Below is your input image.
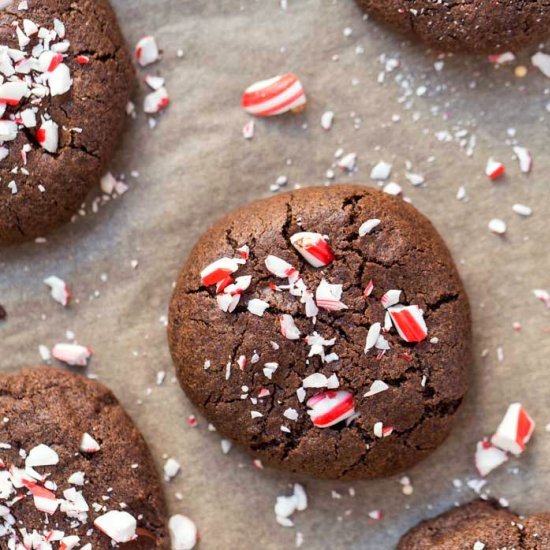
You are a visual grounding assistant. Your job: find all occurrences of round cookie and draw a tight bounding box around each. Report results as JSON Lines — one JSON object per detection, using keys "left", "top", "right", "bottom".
{"left": 398, "top": 499, "right": 550, "bottom": 549}
{"left": 168, "top": 185, "right": 471, "bottom": 480}
{"left": 0, "top": 0, "right": 134, "bottom": 244}
{"left": 355, "top": 1, "right": 550, "bottom": 53}
{"left": 0, "top": 367, "right": 169, "bottom": 548}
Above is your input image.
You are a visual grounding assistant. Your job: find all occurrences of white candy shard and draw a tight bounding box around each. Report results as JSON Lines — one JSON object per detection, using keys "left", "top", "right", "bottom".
{"left": 52, "top": 343, "right": 91, "bottom": 366}
{"left": 513, "top": 146, "right": 532, "bottom": 173}
{"left": 94, "top": 510, "right": 137, "bottom": 543}
{"left": 44, "top": 275, "right": 69, "bottom": 306}
{"left": 315, "top": 279, "right": 347, "bottom": 311}
{"left": 488, "top": 218, "right": 506, "bottom": 235}
{"left": 358, "top": 219, "right": 380, "bottom": 236}
{"left": 364, "top": 380, "right": 389, "bottom": 398}
{"left": 169, "top": 514, "right": 198, "bottom": 550}
{"left": 491, "top": 403, "right": 535, "bottom": 456}
{"left": 532, "top": 51, "right": 550, "bottom": 78}
{"left": 247, "top": 298, "right": 269, "bottom": 316}
{"left": 370, "top": 161, "right": 392, "bottom": 180}
{"left": 79, "top": 432, "right": 100, "bottom": 453}
{"left": 280, "top": 314, "right": 301, "bottom": 340}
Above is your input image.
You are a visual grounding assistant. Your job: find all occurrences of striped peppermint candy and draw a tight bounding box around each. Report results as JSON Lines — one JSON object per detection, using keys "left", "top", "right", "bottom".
{"left": 315, "top": 279, "right": 347, "bottom": 311}
{"left": 486, "top": 158, "right": 505, "bottom": 180}
{"left": 36, "top": 118, "right": 59, "bottom": 153}
{"left": 23, "top": 481, "right": 59, "bottom": 515}
{"left": 0, "top": 80, "right": 28, "bottom": 105}
{"left": 265, "top": 255, "right": 298, "bottom": 279}
{"left": 242, "top": 73, "right": 306, "bottom": 117}
{"left": 388, "top": 305, "right": 427, "bottom": 342}
{"left": 279, "top": 314, "right": 301, "bottom": 340}
{"left": 290, "top": 232, "right": 335, "bottom": 268}
{"left": 475, "top": 440, "right": 508, "bottom": 477}
{"left": 491, "top": 403, "right": 535, "bottom": 456}
{"left": 200, "top": 258, "right": 240, "bottom": 286}
{"left": 307, "top": 390, "right": 355, "bottom": 428}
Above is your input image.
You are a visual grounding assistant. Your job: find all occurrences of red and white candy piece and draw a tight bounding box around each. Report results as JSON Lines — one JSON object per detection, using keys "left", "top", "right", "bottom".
{"left": 169, "top": 514, "right": 198, "bottom": 550}
{"left": 48, "top": 63, "right": 72, "bottom": 96}
{"left": 381, "top": 289, "right": 401, "bottom": 309}
{"left": 488, "top": 52, "right": 515, "bottom": 65}
{"left": 290, "top": 232, "right": 334, "bottom": 268}
{"left": 533, "top": 289, "right": 550, "bottom": 308}
{"left": 280, "top": 314, "right": 301, "bottom": 340}
{"left": 79, "top": 432, "right": 101, "bottom": 453}
{"left": 44, "top": 275, "right": 69, "bottom": 306}
{"left": 364, "top": 322, "right": 381, "bottom": 353}
{"left": 0, "top": 80, "right": 28, "bottom": 105}
{"left": 491, "top": 402, "right": 535, "bottom": 456}
{"left": 315, "top": 280, "right": 347, "bottom": 311}
{"left": 475, "top": 440, "right": 508, "bottom": 477}
{"left": 242, "top": 73, "right": 306, "bottom": 117}
{"left": 94, "top": 510, "right": 137, "bottom": 543}
{"left": 388, "top": 305, "right": 427, "bottom": 343}
{"left": 513, "top": 146, "right": 532, "bottom": 174}
{"left": 143, "top": 87, "right": 169, "bottom": 114}
{"left": 23, "top": 480, "right": 58, "bottom": 515}
{"left": 306, "top": 390, "right": 355, "bottom": 428}
{"left": 52, "top": 343, "right": 92, "bottom": 366}
{"left": 265, "top": 255, "right": 298, "bottom": 279}
{"left": 135, "top": 36, "right": 160, "bottom": 67}
{"left": 486, "top": 158, "right": 505, "bottom": 180}
{"left": 36, "top": 118, "right": 59, "bottom": 153}
{"left": 200, "top": 258, "right": 239, "bottom": 287}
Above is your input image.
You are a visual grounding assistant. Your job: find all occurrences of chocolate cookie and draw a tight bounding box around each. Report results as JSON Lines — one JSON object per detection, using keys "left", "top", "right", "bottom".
{"left": 0, "top": 367, "right": 169, "bottom": 548}
{"left": 0, "top": 0, "right": 134, "bottom": 244}
{"left": 355, "top": 1, "right": 550, "bottom": 53}
{"left": 398, "top": 499, "right": 550, "bottom": 549}
{"left": 168, "top": 185, "right": 471, "bottom": 480}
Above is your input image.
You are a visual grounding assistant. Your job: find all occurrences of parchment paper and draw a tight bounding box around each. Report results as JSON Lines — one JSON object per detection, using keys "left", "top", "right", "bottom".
{"left": 1, "top": 1, "right": 550, "bottom": 548}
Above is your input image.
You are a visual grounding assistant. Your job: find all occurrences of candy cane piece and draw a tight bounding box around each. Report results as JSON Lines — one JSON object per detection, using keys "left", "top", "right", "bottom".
{"left": 364, "top": 322, "right": 381, "bottom": 353}
{"left": 388, "top": 305, "right": 427, "bottom": 342}
{"left": 475, "top": 440, "right": 508, "bottom": 477}
{"left": 306, "top": 390, "right": 355, "bottom": 428}
{"left": 364, "top": 380, "right": 389, "bottom": 398}
{"left": 23, "top": 481, "right": 59, "bottom": 515}
{"left": 290, "top": 232, "right": 335, "bottom": 268}
{"left": 200, "top": 258, "right": 239, "bottom": 286}
{"left": 279, "top": 314, "right": 301, "bottom": 340}
{"left": 52, "top": 343, "right": 91, "bottom": 366}
{"left": 247, "top": 298, "right": 269, "bottom": 316}
{"left": 36, "top": 118, "right": 59, "bottom": 153}
{"left": 25, "top": 444, "right": 59, "bottom": 468}
{"left": 491, "top": 402, "right": 535, "bottom": 455}
{"left": 169, "top": 514, "right": 198, "bottom": 550}
{"left": 512, "top": 146, "right": 532, "bottom": 173}
{"left": 143, "top": 87, "right": 169, "bottom": 114}
{"left": 135, "top": 36, "right": 159, "bottom": 67}
{"left": 242, "top": 73, "right": 306, "bottom": 117}
{"left": 486, "top": 158, "right": 505, "bottom": 180}
{"left": 265, "top": 255, "right": 297, "bottom": 279}
{"left": 48, "top": 63, "right": 72, "bottom": 96}
{"left": 94, "top": 510, "right": 137, "bottom": 543}
{"left": 381, "top": 289, "right": 401, "bottom": 309}
{"left": 44, "top": 275, "right": 70, "bottom": 306}
{"left": 0, "top": 80, "right": 28, "bottom": 105}
{"left": 358, "top": 219, "right": 380, "bottom": 237}
{"left": 80, "top": 432, "right": 100, "bottom": 453}
{"left": 315, "top": 279, "right": 347, "bottom": 311}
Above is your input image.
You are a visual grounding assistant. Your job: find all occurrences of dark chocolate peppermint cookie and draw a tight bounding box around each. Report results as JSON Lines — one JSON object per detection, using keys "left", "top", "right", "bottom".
{"left": 168, "top": 185, "right": 471, "bottom": 480}
{"left": 0, "top": 0, "right": 134, "bottom": 244}
{"left": 398, "top": 499, "right": 550, "bottom": 549}
{"left": 355, "top": 1, "right": 550, "bottom": 54}
{"left": 0, "top": 367, "right": 169, "bottom": 548}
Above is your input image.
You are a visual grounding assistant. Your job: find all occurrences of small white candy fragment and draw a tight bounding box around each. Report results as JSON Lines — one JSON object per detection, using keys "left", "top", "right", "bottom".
{"left": 364, "top": 380, "right": 389, "bottom": 398}
{"left": 321, "top": 111, "right": 334, "bottom": 130}
{"left": 164, "top": 458, "right": 181, "bottom": 481}
{"left": 512, "top": 204, "right": 532, "bottom": 217}
{"left": 52, "top": 343, "right": 91, "bottom": 366}
{"left": 169, "top": 514, "right": 198, "bottom": 550}
{"left": 532, "top": 51, "right": 550, "bottom": 78}
{"left": 143, "top": 87, "right": 169, "bottom": 114}
{"left": 247, "top": 298, "right": 269, "bottom": 316}
{"left": 383, "top": 182, "right": 402, "bottom": 196}
{"left": 488, "top": 218, "right": 506, "bottom": 235}
{"left": 512, "top": 146, "right": 532, "bottom": 173}
{"left": 94, "top": 510, "right": 137, "bottom": 543}
{"left": 370, "top": 161, "right": 392, "bottom": 180}
{"left": 358, "top": 219, "right": 380, "bottom": 236}
{"left": 48, "top": 63, "right": 72, "bottom": 96}
{"left": 44, "top": 275, "right": 69, "bottom": 306}
{"left": 475, "top": 440, "right": 508, "bottom": 477}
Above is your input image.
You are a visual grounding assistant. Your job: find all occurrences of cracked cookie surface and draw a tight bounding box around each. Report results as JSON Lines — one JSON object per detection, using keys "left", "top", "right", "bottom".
{"left": 398, "top": 500, "right": 550, "bottom": 549}
{"left": 355, "top": 0, "right": 550, "bottom": 53}
{"left": 168, "top": 185, "right": 472, "bottom": 480}
{"left": 0, "top": 367, "right": 169, "bottom": 548}
{"left": 0, "top": 0, "right": 134, "bottom": 244}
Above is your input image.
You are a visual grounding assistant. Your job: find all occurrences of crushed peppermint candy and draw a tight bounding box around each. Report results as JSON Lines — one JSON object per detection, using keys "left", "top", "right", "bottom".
{"left": 169, "top": 514, "right": 198, "bottom": 550}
